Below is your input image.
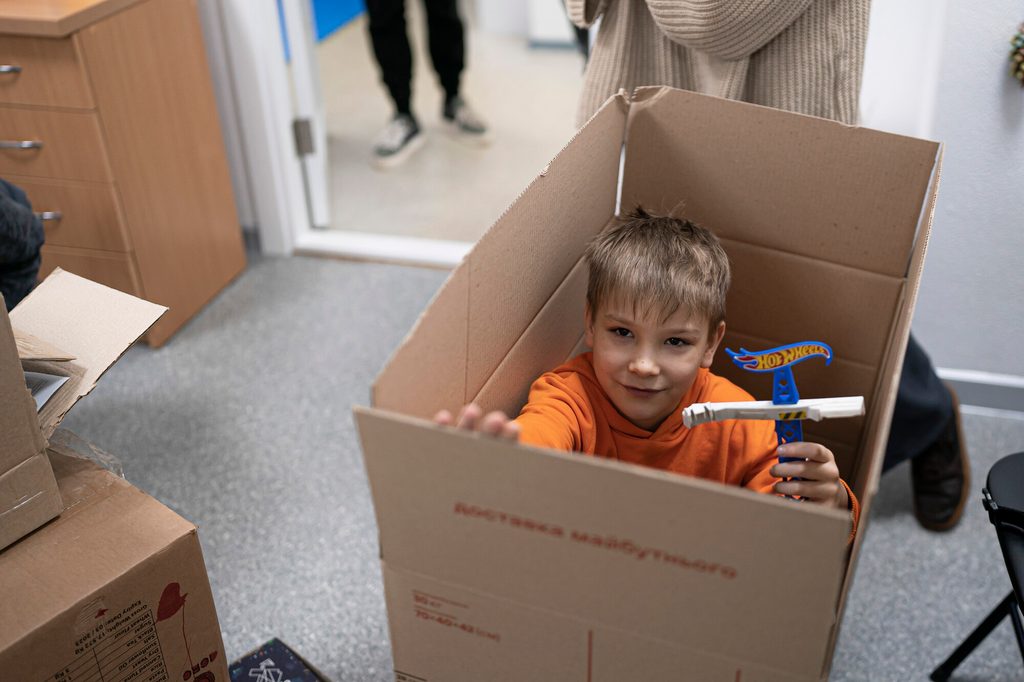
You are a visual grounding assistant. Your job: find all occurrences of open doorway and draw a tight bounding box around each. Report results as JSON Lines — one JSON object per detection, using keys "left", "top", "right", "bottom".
{"left": 291, "top": 0, "right": 585, "bottom": 259}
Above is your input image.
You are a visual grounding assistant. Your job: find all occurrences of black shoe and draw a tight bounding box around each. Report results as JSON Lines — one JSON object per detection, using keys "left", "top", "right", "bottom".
{"left": 372, "top": 114, "right": 425, "bottom": 169}
{"left": 442, "top": 96, "right": 491, "bottom": 146}
{"left": 911, "top": 384, "right": 970, "bottom": 531}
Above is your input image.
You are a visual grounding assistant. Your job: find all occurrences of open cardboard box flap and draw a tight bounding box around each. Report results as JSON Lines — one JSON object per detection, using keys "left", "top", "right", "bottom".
{"left": 14, "top": 328, "right": 75, "bottom": 362}
{"left": 358, "top": 88, "right": 942, "bottom": 680}
{"left": 0, "top": 301, "right": 45, "bottom": 472}
{"left": 10, "top": 268, "right": 167, "bottom": 437}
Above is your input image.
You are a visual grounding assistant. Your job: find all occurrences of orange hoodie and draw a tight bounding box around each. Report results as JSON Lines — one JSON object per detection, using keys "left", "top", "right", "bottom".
{"left": 515, "top": 353, "right": 859, "bottom": 535}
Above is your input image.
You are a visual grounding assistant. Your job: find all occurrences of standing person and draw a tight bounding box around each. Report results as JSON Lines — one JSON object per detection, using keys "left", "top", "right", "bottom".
{"left": 365, "top": 0, "right": 489, "bottom": 168}
{"left": 565, "top": 0, "right": 968, "bottom": 531}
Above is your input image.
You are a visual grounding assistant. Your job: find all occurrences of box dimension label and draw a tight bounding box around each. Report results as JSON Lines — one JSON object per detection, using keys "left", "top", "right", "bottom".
{"left": 48, "top": 600, "right": 168, "bottom": 682}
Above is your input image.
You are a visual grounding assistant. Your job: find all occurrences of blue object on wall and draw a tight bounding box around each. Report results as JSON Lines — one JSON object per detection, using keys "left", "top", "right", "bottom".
{"left": 312, "top": 0, "right": 365, "bottom": 40}
{"left": 279, "top": 0, "right": 365, "bottom": 62}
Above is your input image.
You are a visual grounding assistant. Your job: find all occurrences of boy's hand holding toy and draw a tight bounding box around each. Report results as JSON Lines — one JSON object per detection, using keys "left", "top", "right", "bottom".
{"left": 771, "top": 442, "right": 849, "bottom": 509}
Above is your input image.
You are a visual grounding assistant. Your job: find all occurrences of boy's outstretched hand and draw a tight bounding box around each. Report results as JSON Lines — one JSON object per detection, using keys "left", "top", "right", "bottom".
{"left": 433, "top": 403, "right": 521, "bottom": 442}
{"left": 770, "top": 442, "right": 849, "bottom": 509}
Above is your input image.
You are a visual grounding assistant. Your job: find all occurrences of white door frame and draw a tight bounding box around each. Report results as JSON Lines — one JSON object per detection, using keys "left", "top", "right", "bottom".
{"left": 281, "top": 0, "right": 330, "bottom": 229}
{"left": 215, "top": 0, "right": 470, "bottom": 267}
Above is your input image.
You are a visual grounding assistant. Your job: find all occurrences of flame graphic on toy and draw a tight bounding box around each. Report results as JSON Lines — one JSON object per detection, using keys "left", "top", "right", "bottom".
{"left": 727, "top": 342, "right": 831, "bottom": 373}
{"left": 157, "top": 582, "right": 216, "bottom": 682}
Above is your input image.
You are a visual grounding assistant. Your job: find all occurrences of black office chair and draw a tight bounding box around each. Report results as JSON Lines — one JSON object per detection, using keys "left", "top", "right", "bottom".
{"left": 931, "top": 451, "right": 1024, "bottom": 681}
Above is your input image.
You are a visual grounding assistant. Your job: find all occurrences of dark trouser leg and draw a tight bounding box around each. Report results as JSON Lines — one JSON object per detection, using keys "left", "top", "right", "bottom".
{"left": 573, "top": 24, "right": 589, "bottom": 63}
{"left": 422, "top": 0, "right": 465, "bottom": 104}
{"left": 366, "top": 0, "right": 414, "bottom": 116}
{"left": 883, "top": 334, "right": 954, "bottom": 472}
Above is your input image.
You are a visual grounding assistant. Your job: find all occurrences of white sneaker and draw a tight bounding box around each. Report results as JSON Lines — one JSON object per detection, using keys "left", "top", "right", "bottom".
{"left": 372, "top": 114, "right": 425, "bottom": 169}
{"left": 443, "top": 97, "right": 492, "bottom": 147}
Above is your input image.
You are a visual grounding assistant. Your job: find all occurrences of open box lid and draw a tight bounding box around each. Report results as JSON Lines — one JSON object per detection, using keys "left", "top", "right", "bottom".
{"left": 9, "top": 269, "right": 166, "bottom": 437}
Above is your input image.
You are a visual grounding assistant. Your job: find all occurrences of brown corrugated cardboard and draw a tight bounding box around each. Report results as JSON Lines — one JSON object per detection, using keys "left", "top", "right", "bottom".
{"left": 356, "top": 88, "right": 941, "bottom": 680}
{"left": 0, "top": 451, "right": 62, "bottom": 550}
{"left": 0, "top": 268, "right": 165, "bottom": 550}
{"left": 0, "top": 448, "right": 227, "bottom": 682}
{"left": 13, "top": 327, "right": 76, "bottom": 362}
{"left": 13, "top": 268, "right": 168, "bottom": 438}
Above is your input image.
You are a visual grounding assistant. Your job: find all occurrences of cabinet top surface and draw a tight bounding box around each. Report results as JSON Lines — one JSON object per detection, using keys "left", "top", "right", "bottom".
{"left": 0, "top": 0, "right": 145, "bottom": 37}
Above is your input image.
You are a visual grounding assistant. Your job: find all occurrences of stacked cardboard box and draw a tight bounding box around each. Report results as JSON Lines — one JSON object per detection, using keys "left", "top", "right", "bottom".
{"left": 356, "top": 88, "right": 942, "bottom": 680}
{"left": 0, "top": 268, "right": 165, "bottom": 549}
{"left": 0, "top": 270, "right": 227, "bottom": 680}
{"left": 0, "top": 446, "right": 228, "bottom": 681}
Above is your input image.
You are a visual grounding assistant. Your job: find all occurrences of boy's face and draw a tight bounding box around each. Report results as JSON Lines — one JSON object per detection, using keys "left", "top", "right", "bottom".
{"left": 585, "top": 299, "right": 725, "bottom": 432}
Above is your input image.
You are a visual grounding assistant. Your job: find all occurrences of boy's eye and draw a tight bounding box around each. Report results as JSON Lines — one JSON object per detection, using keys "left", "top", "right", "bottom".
{"left": 610, "top": 327, "right": 632, "bottom": 338}
{"left": 665, "top": 337, "right": 691, "bottom": 347}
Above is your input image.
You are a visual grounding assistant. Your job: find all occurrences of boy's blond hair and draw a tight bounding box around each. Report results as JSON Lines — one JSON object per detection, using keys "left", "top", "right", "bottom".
{"left": 584, "top": 207, "right": 730, "bottom": 331}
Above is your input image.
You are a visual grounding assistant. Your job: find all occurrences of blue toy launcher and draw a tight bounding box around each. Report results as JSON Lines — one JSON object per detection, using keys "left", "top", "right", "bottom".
{"left": 682, "top": 341, "right": 866, "bottom": 500}
{"left": 725, "top": 341, "right": 835, "bottom": 451}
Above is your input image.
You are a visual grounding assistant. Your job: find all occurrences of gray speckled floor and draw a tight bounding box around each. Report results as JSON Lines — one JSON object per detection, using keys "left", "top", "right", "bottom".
{"left": 61, "top": 254, "right": 1024, "bottom": 681}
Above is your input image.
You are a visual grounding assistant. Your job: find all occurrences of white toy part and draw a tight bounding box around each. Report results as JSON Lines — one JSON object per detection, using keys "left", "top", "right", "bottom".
{"left": 682, "top": 396, "right": 865, "bottom": 428}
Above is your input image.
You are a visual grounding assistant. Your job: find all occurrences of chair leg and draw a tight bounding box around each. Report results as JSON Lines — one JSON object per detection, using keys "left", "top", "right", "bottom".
{"left": 1010, "top": 595, "right": 1024, "bottom": 666}
{"left": 931, "top": 592, "right": 1017, "bottom": 682}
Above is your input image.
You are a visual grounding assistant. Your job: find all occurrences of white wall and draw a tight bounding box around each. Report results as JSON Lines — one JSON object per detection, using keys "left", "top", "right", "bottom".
{"left": 862, "top": 0, "right": 1024, "bottom": 397}
{"left": 860, "top": 0, "right": 946, "bottom": 138}
{"left": 912, "top": 2, "right": 1024, "bottom": 380}
{"left": 474, "top": 0, "right": 527, "bottom": 36}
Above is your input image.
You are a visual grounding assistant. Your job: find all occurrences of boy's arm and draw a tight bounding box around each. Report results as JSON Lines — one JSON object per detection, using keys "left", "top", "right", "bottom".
{"left": 514, "top": 373, "right": 590, "bottom": 452}
{"left": 434, "top": 372, "right": 588, "bottom": 453}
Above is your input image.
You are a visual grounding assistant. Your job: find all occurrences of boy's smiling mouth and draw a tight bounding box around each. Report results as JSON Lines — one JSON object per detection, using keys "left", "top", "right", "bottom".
{"left": 622, "top": 383, "right": 663, "bottom": 396}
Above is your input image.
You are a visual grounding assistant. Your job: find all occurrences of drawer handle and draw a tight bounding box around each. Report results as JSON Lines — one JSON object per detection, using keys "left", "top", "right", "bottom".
{"left": 0, "top": 140, "right": 43, "bottom": 150}
{"left": 0, "top": 65, "right": 22, "bottom": 74}
{"left": 35, "top": 211, "right": 63, "bottom": 222}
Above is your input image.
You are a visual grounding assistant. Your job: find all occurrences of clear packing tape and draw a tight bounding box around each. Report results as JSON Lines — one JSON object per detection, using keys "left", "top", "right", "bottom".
{"left": 48, "top": 428, "right": 125, "bottom": 478}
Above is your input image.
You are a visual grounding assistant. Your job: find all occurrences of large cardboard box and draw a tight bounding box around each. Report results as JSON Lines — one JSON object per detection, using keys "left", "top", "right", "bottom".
{"left": 0, "top": 269, "right": 165, "bottom": 550}
{"left": 355, "top": 88, "right": 941, "bottom": 680}
{"left": 0, "top": 446, "right": 228, "bottom": 682}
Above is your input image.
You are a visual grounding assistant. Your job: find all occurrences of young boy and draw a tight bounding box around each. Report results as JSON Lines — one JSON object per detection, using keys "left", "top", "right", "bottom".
{"left": 435, "top": 208, "right": 858, "bottom": 526}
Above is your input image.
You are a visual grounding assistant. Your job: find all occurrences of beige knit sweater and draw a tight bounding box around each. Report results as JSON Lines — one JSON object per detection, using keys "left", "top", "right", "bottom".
{"left": 567, "top": 0, "right": 869, "bottom": 127}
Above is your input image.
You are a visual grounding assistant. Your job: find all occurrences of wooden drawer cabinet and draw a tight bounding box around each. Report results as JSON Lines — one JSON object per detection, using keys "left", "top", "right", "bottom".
{"left": 0, "top": 106, "right": 111, "bottom": 181}
{"left": 39, "top": 245, "right": 140, "bottom": 294}
{"left": 11, "top": 177, "right": 131, "bottom": 251}
{"left": 0, "top": 34, "right": 93, "bottom": 108}
{"left": 0, "top": 0, "right": 246, "bottom": 346}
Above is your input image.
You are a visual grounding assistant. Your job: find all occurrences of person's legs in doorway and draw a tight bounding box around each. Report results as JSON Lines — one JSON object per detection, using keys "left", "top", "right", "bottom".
{"left": 366, "top": 0, "right": 425, "bottom": 166}
{"left": 423, "top": 0, "right": 489, "bottom": 144}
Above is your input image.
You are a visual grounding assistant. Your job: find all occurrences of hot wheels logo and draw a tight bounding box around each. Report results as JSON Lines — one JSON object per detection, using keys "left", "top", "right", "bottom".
{"left": 727, "top": 342, "right": 832, "bottom": 372}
